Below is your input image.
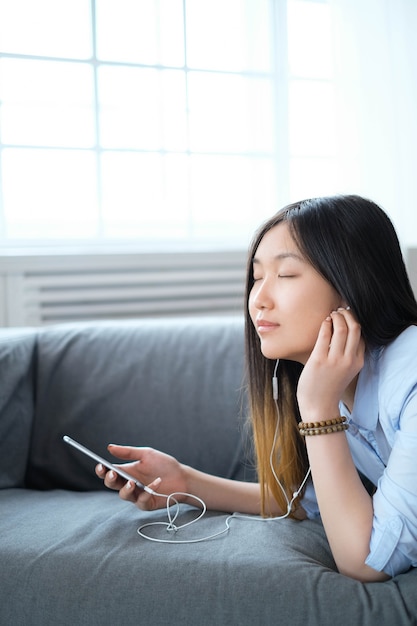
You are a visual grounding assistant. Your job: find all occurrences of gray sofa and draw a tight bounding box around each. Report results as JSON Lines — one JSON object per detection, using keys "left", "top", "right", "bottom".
{"left": 1, "top": 316, "right": 416, "bottom": 626}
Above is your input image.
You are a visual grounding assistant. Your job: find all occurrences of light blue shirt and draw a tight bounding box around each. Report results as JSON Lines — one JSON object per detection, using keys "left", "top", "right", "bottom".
{"left": 302, "top": 325, "right": 417, "bottom": 577}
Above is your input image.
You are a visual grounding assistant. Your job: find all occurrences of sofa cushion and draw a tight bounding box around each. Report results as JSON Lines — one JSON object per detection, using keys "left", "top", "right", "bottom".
{"left": 27, "top": 317, "right": 255, "bottom": 491}
{"left": 2, "top": 489, "right": 416, "bottom": 626}
{"left": 0, "top": 329, "right": 36, "bottom": 488}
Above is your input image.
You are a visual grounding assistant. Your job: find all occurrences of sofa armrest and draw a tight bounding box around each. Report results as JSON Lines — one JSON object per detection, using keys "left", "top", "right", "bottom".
{"left": 0, "top": 329, "right": 36, "bottom": 488}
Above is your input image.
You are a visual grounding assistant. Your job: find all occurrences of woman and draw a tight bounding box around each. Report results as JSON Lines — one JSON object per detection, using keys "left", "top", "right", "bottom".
{"left": 97, "top": 195, "right": 417, "bottom": 583}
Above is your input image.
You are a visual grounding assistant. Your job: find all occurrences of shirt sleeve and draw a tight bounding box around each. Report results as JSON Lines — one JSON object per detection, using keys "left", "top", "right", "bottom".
{"left": 301, "top": 480, "right": 320, "bottom": 519}
{"left": 365, "top": 387, "right": 417, "bottom": 576}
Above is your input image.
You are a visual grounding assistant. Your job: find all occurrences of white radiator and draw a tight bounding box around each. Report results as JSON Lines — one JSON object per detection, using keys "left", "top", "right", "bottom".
{"left": 0, "top": 249, "right": 247, "bottom": 327}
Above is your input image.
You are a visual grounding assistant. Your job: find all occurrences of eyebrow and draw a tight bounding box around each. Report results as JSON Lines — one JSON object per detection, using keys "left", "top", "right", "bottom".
{"left": 252, "top": 252, "right": 304, "bottom": 264}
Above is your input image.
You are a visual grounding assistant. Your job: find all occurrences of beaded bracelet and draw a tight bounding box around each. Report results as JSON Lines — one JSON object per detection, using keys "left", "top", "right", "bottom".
{"left": 298, "top": 416, "right": 345, "bottom": 430}
{"left": 298, "top": 422, "right": 349, "bottom": 437}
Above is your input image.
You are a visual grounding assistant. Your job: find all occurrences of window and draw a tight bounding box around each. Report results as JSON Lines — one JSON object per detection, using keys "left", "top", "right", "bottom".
{"left": 287, "top": 0, "right": 338, "bottom": 200}
{"left": 0, "top": 0, "right": 335, "bottom": 249}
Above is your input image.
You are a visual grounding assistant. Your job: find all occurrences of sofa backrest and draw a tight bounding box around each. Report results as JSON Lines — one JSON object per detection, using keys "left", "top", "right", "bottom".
{"left": 25, "top": 316, "right": 255, "bottom": 491}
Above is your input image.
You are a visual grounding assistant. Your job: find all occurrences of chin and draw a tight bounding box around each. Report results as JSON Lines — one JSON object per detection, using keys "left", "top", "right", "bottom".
{"left": 260, "top": 344, "right": 305, "bottom": 364}
{"left": 259, "top": 343, "right": 282, "bottom": 361}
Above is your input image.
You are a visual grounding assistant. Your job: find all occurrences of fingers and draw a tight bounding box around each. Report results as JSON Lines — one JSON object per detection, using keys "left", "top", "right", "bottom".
{"left": 95, "top": 445, "right": 143, "bottom": 488}
{"left": 95, "top": 458, "right": 164, "bottom": 509}
{"left": 336, "top": 308, "right": 364, "bottom": 358}
{"left": 95, "top": 444, "right": 161, "bottom": 502}
{"left": 107, "top": 444, "right": 146, "bottom": 461}
{"left": 95, "top": 446, "right": 182, "bottom": 511}
{"left": 95, "top": 464, "right": 126, "bottom": 491}
{"left": 316, "top": 315, "right": 333, "bottom": 354}
{"left": 328, "top": 307, "right": 362, "bottom": 357}
{"left": 121, "top": 476, "right": 163, "bottom": 509}
{"left": 313, "top": 307, "right": 363, "bottom": 364}
{"left": 298, "top": 307, "right": 364, "bottom": 416}
{"left": 312, "top": 314, "right": 334, "bottom": 358}
{"left": 135, "top": 477, "right": 163, "bottom": 508}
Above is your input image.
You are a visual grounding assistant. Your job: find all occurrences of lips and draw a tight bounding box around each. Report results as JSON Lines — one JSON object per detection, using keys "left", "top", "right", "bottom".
{"left": 256, "top": 319, "right": 279, "bottom": 333}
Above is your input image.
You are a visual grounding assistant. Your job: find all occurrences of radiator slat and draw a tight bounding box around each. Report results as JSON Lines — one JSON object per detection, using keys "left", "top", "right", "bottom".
{"left": 0, "top": 250, "right": 247, "bottom": 326}
{"left": 25, "top": 268, "right": 245, "bottom": 289}
{"left": 26, "top": 296, "right": 243, "bottom": 322}
{"left": 26, "top": 282, "right": 243, "bottom": 304}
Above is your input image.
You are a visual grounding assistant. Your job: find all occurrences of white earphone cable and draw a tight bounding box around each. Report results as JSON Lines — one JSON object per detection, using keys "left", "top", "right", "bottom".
{"left": 137, "top": 359, "right": 311, "bottom": 542}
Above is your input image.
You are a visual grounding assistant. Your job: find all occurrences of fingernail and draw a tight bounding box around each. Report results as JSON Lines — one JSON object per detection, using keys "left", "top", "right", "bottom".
{"left": 125, "top": 480, "right": 133, "bottom": 490}
{"left": 108, "top": 471, "right": 116, "bottom": 480}
{"left": 97, "top": 463, "right": 103, "bottom": 472}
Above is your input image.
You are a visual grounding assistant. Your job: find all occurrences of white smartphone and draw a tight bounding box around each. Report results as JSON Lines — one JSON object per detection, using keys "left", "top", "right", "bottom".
{"left": 63, "top": 435, "right": 149, "bottom": 491}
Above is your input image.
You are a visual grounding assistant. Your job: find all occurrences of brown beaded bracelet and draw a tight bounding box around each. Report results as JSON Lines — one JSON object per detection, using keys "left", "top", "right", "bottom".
{"left": 299, "top": 422, "right": 349, "bottom": 437}
{"left": 298, "top": 416, "right": 345, "bottom": 431}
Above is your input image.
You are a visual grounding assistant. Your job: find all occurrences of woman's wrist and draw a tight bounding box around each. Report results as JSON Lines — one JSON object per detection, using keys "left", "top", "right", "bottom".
{"left": 176, "top": 463, "right": 194, "bottom": 504}
{"left": 298, "top": 405, "right": 341, "bottom": 423}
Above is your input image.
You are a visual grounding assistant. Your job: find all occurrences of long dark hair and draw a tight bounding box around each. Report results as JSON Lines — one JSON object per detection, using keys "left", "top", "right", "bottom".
{"left": 244, "top": 195, "right": 417, "bottom": 517}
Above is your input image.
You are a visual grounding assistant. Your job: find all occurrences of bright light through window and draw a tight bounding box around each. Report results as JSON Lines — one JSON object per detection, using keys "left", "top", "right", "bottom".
{"left": 0, "top": 58, "right": 95, "bottom": 147}
{"left": 96, "top": 0, "right": 185, "bottom": 67}
{"left": 287, "top": 0, "right": 339, "bottom": 199}
{"left": 0, "top": 0, "right": 336, "bottom": 248}
{"left": 2, "top": 148, "right": 98, "bottom": 238}
{"left": 0, "top": 0, "right": 92, "bottom": 59}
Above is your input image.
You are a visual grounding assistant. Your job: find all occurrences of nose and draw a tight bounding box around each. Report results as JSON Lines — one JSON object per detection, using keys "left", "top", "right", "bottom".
{"left": 251, "top": 278, "right": 274, "bottom": 311}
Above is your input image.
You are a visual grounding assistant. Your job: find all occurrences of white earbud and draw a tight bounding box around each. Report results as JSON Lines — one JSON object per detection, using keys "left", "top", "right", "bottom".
{"left": 272, "top": 359, "right": 279, "bottom": 400}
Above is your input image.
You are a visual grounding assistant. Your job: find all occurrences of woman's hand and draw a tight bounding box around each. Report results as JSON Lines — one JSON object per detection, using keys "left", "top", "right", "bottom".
{"left": 297, "top": 307, "right": 365, "bottom": 419}
{"left": 95, "top": 446, "right": 189, "bottom": 511}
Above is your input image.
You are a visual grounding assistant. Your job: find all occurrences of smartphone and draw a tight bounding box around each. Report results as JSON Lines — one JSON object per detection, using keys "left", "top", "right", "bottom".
{"left": 63, "top": 435, "right": 149, "bottom": 491}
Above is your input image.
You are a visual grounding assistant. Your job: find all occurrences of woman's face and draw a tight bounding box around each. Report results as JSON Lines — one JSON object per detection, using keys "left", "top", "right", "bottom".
{"left": 248, "top": 222, "right": 343, "bottom": 364}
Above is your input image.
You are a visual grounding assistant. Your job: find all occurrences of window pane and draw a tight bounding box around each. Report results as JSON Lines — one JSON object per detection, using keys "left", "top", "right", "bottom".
{"left": 288, "top": 80, "right": 336, "bottom": 157}
{"left": 101, "top": 152, "right": 189, "bottom": 239}
{"left": 0, "top": 0, "right": 92, "bottom": 59}
{"left": 96, "top": 0, "right": 184, "bottom": 66}
{"left": 2, "top": 149, "right": 98, "bottom": 238}
{"left": 0, "top": 58, "right": 95, "bottom": 147}
{"left": 98, "top": 66, "right": 187, "bottom": 151}
{"left": 188, "top": 72, "right": 274, "bottom": 153}
{"left": 289, "top": 157, "right": 340, "bottom": 201}
{"left": 190, "top": 155, "right": 276, "bottom": 241}
{"left": 186, "top": 0, "right": 272, "bottom": 72}
{"left": 287, "top": 1, "right": 333, "bottom": 79}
